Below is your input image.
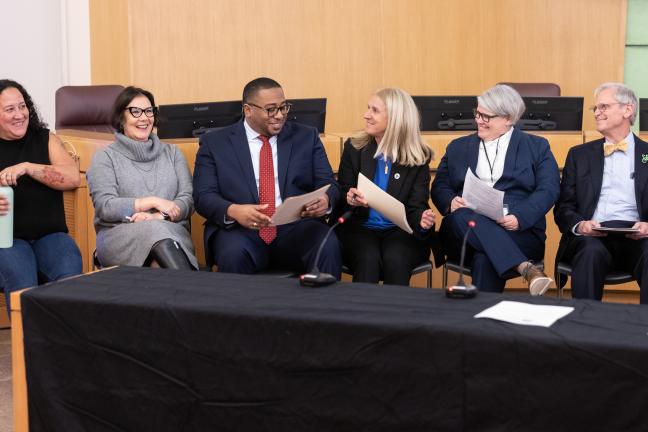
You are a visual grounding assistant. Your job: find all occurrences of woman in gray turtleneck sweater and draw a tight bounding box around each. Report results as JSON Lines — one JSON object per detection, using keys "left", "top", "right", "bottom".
{"left": 87, "top": 86, "right": 198, "bottom": 270}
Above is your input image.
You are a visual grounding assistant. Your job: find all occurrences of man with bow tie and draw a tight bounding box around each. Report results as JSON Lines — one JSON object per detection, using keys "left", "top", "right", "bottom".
{"left": 554, "top": 82, "right": 648, "bottom": 302}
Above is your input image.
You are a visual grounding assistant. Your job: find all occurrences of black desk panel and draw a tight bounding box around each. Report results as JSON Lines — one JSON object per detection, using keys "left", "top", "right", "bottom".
{"left": 21, "top": 267, "right": 648, "bottom": 431}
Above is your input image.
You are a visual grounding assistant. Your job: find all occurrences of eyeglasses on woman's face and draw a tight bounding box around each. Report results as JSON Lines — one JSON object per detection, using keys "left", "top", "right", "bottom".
{"left": 125, "top": 106, "right": 158, "bottom": 118}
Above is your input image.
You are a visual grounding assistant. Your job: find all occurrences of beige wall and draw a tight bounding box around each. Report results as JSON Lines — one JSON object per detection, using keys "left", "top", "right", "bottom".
{"left": 90, "top": 0, "right": 626, "bottom": 133}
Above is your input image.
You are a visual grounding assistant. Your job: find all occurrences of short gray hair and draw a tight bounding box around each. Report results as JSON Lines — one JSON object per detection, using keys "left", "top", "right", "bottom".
{"left": 594, "top": 82, "right": 638, "bottom": 125}
{"left": 478, "top": 85, "right": 526, "bottom": 124}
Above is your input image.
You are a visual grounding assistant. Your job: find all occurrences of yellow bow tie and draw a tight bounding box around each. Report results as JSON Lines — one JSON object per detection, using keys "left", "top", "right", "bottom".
{"left": 603, "top": 140, "right": 628, "bottom": 157}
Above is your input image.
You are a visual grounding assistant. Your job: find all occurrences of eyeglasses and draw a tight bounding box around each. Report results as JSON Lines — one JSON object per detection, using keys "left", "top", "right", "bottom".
{"left": 125, "top": 106, "right": 158, "bottom": 118}
{"left": 588, "top": 102, "right": 626, "bottom": 114}
{"left": 472, "top": 108, "right": 500, "bottom": 123}
{"left": 246, "top": 102, "right": 292, "bottom": 117}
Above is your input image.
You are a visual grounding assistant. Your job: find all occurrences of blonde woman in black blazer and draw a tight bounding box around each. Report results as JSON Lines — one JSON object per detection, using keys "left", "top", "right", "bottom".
{"left": 337, "top": 88, "right": 435, "bottom": 285}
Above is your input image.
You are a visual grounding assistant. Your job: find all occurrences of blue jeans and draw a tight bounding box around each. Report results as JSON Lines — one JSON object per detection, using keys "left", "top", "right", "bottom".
{"left": 0, "top": 232, "right": 82, "bottom": 311}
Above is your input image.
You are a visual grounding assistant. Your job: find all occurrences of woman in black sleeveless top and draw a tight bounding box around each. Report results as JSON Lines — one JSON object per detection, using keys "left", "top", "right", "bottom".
{"left": 0, "top": 80, "right": 82, "bottom": 311}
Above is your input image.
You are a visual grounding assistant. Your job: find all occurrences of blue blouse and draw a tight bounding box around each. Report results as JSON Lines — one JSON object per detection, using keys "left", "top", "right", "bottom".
{"left": 364, "top": 156, "right": 395, "bottom": 230}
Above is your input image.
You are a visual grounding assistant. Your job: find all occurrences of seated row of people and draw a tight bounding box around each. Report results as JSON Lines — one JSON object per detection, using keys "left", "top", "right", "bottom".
{"left": 0, "top": 78, "right": 646, "bottom": 310}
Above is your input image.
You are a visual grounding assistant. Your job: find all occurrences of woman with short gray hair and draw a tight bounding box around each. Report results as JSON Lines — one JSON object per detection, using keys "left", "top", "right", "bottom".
{"left": 431, "top": 84, "right": 561, "bottom": 295}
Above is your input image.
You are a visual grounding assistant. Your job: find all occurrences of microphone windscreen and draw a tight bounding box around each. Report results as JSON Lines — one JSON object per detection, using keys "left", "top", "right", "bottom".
{"left": 338, "top": 210, "right": 354, "bottom": 224}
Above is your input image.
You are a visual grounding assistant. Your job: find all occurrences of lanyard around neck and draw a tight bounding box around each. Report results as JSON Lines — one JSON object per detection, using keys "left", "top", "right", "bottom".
{"left": 481, "top": 136, "right": 501, "bottom": 184}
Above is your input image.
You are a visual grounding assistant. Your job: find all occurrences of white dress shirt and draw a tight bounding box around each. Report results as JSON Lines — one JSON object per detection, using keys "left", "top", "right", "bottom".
{"left": 572, "top": 131, "right": 638, "bottom": 234}
{"left": 244, "top": 120, "right": 282, "bottom": 208}
{"left": 592, "top": 131, "right": 638, "bottom": 222}
{"left": 475, "top": 127, "right": 513, "bottom": 187}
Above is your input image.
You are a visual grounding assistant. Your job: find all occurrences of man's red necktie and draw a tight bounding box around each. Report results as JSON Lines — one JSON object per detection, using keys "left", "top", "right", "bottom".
{"left": 258, "top": 135, "right": 277, "bottom": 244}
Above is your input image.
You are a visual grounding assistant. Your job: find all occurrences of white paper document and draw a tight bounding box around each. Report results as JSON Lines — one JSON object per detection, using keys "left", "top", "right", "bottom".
{"left": 270, "top": 184, "right": 331, "bottom": 226}
{"left": 462, "top": 169, "right": 505, "bottom": 220}
{"left": 357, "top": 173, "right": 413, "bottom": 234}
{"left": 474, "top": 300, "right": 574, "bottom": 328}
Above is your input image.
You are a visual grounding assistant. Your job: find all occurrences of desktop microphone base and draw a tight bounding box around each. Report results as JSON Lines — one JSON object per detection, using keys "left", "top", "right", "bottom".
{"left": 300, "top": 272, "right": 337, "bottom": 287}
{"left": 445, "top": 284, "right": 478, "bottom": 299}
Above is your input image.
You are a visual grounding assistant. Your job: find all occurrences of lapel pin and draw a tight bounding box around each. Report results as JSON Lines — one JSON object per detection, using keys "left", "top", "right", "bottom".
{"left": 642, "top": 154, "right": 648, "bottom": 164}
{"left": 394, "top": 173, "right": 401, "bottom": 180}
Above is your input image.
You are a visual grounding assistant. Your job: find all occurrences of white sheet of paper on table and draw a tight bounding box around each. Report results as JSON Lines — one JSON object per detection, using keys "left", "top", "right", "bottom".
{"left": 474, "top": 300, "right": 574, "bottom": 327}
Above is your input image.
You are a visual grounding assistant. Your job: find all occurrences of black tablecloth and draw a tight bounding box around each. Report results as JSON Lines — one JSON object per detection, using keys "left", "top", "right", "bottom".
{"left": 21, "top": 266, "right": 648, "bottom": 431}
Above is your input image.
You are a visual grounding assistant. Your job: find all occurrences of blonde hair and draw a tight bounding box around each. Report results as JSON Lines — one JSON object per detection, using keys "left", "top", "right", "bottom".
{"left": 351, "top": 88, "right": 432, "bottom": 167}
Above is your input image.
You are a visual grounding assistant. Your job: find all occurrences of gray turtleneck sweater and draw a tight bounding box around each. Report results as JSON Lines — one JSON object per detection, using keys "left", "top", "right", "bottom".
{"left": 86, "top": 132, "right": 198, "bottom": 268}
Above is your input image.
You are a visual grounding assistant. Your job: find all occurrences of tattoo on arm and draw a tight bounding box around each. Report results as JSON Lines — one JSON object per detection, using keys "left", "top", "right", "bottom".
{"left": 33, "top": 166, "right": 66, "bottom": 185}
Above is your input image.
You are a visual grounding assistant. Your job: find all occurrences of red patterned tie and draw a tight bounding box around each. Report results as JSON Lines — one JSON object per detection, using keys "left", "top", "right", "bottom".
{"left": 258, "top": 135, "right": 277, "bottom": 244}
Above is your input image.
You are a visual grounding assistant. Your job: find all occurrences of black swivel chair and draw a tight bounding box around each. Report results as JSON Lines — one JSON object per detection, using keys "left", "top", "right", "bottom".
{"left": 554, "top": 262, "right": 634, "bottom": 299}
{"left": 342, "top": 261, "right": 434, "bottom": 288}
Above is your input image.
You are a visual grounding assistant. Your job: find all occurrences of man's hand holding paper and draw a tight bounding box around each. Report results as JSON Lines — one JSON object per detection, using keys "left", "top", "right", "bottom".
{"left": 270, "top": 184, "right": 331, "bottom": 225}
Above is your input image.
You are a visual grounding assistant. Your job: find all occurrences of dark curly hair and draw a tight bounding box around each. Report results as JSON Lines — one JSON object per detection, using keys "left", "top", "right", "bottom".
{"left": 111, "top": 86, "right": 159, "bottom": 133}
{"left": 0, "top": 79, "right": 48, "bottom": 132}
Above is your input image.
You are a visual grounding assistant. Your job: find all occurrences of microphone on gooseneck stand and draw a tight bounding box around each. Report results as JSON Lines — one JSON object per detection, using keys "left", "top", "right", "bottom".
{"left": 445, "top": 220, "right": 478, "bottom": 299}
{"left": 300, "top": 210, "right": 353, "bottom": 287}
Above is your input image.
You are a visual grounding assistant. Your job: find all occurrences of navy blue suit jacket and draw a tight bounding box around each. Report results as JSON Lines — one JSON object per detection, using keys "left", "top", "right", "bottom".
{"left": 193, "top": 120, "right": 340, "bottom": 264}
{"left": 431, "top": 128, "right": 560, "bottom": 263}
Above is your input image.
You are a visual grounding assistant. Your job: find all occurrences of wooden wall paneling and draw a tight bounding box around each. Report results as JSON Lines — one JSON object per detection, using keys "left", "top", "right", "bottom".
{"left": 380, "top": 0, "right": 486, "bottom": 95}
{"left": 124, "top": 0, "right": 384, "bottom": 134}
{"left": 421, "top": 132, "right": 471, "bottom": 169}
{"left": 477, "top": 0, "right": 626, "bottom": 132}
{"left": 321, "top": 134, "right": 342, "bottom": 173}
{"left": 530, "top": 132, "right": 584, "bottom": 169}
{"left": 63, "top": 179, "right": 90, "bottom": 273}
{"left": 89, "top": 0, "right": 131, "bottom": 85}
{"left": 90, "top": 1, "right": 627, "bottom": 133}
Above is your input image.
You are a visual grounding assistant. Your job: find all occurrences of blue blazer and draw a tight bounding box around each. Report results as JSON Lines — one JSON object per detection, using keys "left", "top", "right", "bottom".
{"left": 431, "top": 128, "right": 560, "bottom": 262}
{"left": 193, "top": 120, "right": 340, "bottom": 263}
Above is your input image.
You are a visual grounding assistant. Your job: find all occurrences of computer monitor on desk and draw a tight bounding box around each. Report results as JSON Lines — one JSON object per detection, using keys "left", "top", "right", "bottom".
{"left": 517, "top": 96, "right": 583, "bottom": 131}
{"left": 157, "top": 98, "right": 327, "bottom": 139}
{"left": 285, "top": 98, "right": 327, "bottom": 133}
{"left": 640, "top": 99, "right": 648, "bottom": 132}
{"left": 157, "top": 100, "right": 242, "bottom": 139}
{"left": 412, "top": 96, "right": 478, "bottom": 131}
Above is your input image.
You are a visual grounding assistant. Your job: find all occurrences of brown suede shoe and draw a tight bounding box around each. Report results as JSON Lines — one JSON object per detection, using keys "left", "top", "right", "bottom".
{"left": 522, "top": 263, "right": 553, "bottom": 296}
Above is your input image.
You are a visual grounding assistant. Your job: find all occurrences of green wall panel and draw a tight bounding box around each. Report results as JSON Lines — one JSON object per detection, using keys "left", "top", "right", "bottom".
{"left": 625, "top": 0, "right": 648, "bottom": 131}
{"left": 627, "top": 0, "right": 648, "bottom": 44}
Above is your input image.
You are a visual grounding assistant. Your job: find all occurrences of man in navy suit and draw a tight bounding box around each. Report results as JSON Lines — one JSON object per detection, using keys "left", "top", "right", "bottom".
{"left": 432, "top": 84, "right": 560, "bottom": 295}
{"left": 193, "top": 77, "right": 342, "bottom": 277}
{"left": 554, "top": 82, "right": 648, "bottom": 302}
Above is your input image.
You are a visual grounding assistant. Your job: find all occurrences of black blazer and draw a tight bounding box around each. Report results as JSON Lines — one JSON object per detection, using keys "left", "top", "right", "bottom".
{"left": 336, "top": 138, "right": 433, "bottom": 240}
{"left": 553, "top": 134, "right": 648, "bottom": 282}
